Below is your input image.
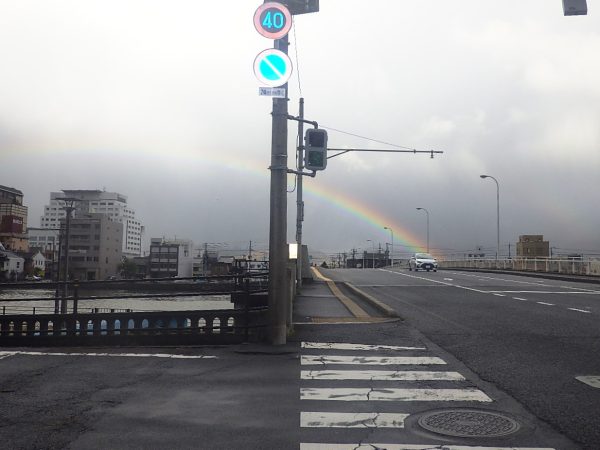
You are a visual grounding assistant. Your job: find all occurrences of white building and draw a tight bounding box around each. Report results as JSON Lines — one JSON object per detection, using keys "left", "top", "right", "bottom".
{"left": 0, "top": 250, "right": 25, "bottom": 280}
{"left": 40, "top": 190, "right": 144, "bottom": 258}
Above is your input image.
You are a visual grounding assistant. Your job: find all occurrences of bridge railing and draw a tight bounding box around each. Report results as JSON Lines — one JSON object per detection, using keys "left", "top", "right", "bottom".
{"left": 0, "top": 273, "right": 269, "bottom": 345}
{"left": 439, "top": 258, "right": 600, "bottom": 277}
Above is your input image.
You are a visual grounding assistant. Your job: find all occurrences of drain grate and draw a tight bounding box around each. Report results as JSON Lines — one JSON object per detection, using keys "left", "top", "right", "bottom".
{"left": 417, "top": 409, "right": 520, "bottom": 437}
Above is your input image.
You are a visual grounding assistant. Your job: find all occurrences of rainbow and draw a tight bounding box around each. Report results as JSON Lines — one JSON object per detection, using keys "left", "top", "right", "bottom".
{"left": 301, "top": 181, "right": 425, "bottom": 253}
{"left": 188, "top": 151, "right": 426, "bottom": 252}
{"left": 24, "top": 147, "right": 426, "bottom": 252}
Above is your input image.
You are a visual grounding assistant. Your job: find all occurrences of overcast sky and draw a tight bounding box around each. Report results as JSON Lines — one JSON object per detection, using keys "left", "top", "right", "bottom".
{"left": 1, "top": 0, "right": 599, "bottom": 258}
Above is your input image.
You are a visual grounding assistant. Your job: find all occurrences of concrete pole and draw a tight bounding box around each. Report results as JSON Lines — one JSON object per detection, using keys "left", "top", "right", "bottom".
{"left": 268, "top": 36, "right": 289, "bottom": 345}
{"left": 295, "top": 97, "right": 304, "bottom": 291}
{"left": 480, "top": 175, "right": 500, "bottom": 260}
{"left": 384, "top": 226, "right": 394, "bottom": 267}
{"left": 61, "top": 206, "right": 74, "bottom": 313}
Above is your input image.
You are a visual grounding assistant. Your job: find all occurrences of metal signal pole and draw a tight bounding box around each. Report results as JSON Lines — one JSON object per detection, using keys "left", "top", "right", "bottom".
{"left": 296, "top": 97, "right": 305, "bottom": 291}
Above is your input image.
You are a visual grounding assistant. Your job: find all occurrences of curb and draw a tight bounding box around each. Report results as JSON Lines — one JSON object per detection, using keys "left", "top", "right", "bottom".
{"left": 342, "top": 282, "right": 400, "bottom": 318}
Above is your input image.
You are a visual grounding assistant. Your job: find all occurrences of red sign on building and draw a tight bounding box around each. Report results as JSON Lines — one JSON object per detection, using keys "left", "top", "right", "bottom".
{"left": 0, "top": 215, "right": 24, "bottom": 233}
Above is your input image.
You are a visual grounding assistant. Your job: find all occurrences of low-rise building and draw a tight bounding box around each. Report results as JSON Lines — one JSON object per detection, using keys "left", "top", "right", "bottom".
{"left": 516, "top": 235, "right": 550, "bottom": 258}
{"left": 149, "top": 238, "right": 194, "bottom": 278}
{"left": 0, "top": 250, "right": 25, "bottom": 281}
{"left": 0, "top": 185, "right": 29, "bottom": 252}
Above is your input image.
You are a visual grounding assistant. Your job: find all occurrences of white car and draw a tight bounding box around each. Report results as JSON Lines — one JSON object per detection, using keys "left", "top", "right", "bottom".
{"left": 408, "top": 253, "right": 438, "bottom": 272}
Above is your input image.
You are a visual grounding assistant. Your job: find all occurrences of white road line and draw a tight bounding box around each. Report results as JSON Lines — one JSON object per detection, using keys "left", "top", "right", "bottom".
{"left": 450, "top": 272, "right": 551, "bottom": 287}
{"left": 301, "top": 412, "right": 408, "bottom": 428}
{"left": 536, "top": 302, "right": 555, "bottom": 306}
{"left": 300, "top": 444, "right": 555, "bottom": 450}
{"left": 576, "top": 375, "right": 600, "bottom": 388}
{"left": 301, "top": 370, "right": 465, "bottom": 381}
{"left": 493, "top": 293, "right": 506, "bottom": 297}
{"left": 487, "top": 290, "right": 600, "bottom": 295}
{"left": 513, "top": 297, "right": 528, "bottom": 301}
{"left": 301, "top": 355, "right": 446, "bottom": 366}
{"left": 379, "top": 269, "right": 495, "bottom": 294}
{"left": 0, "top": 351, "right": 216, "bottom": 360}
{"left": 300, "top": 387, "right": 492, "bottom": 402}
{"left": 568, "top": 308, "right": 591, "bottom": 314}
{"left": 560, "top": 285, "right": 599, "bottom": 292}
{"left": 302, "top": 342, "right": 426, "bottom": 351}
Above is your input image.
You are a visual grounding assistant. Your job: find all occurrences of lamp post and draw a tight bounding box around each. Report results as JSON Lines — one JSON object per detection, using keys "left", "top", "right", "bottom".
{"left": 59, "top": 197, "right": 79, "bottom": 313}
{"left": 384, "top": 226, "right": 394, "bottom": 267}
{"left": 416, "top": 208, "right": 430, "bottom": 253}
{"left": 480, "top": 175, "right": 500, "bottom": 260}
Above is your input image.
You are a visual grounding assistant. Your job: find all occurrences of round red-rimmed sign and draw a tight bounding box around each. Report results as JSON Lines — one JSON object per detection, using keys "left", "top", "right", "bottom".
{"left": 254, "top": 2, "right": 292, "bottom": 39}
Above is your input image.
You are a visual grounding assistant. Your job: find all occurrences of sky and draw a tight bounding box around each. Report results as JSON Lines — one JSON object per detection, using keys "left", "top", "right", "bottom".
{"left": 1, "top": 0, "right": 599, "bottom": 260}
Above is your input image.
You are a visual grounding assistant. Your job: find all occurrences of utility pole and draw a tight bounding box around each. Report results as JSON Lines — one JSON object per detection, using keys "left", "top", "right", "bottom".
{"left": 268, "top": 34, "right": 289, "bottom": 345}
{"left": 296, "top": 97, "right": 305, "bottom": 291}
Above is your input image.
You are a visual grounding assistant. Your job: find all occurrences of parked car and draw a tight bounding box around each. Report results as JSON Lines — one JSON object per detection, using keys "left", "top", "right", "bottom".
{"left": 408, "top": 253, "right": 438, "bottom": 272}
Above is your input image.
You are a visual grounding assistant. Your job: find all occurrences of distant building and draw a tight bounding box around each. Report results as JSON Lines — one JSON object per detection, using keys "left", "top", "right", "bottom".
{"left": 0, "top": 185, "right": 29, "bottom": 252}
{"left": 149, "top": 238, "right": 194, "bottom": 278}
{"left": 0, "top": 250, "right": 25, "bottom": 281}
{"left": 28, "top": 227, "right": 59, "bottom": 279}
{"left": 516, "top": 235, "right": 550, "bottom": 258}
{"left": 40, "top": 190, "right": 144, "bottom": 258}
{"left": 62, "top": 213, "right": 123, "bottom": 281}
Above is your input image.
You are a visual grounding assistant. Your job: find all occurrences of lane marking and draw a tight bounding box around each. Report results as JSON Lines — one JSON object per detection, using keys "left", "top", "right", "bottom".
{"left": 300, "top": 444, "right": 555, "bottom": 450}
{"left": 568, "top": 308, "right": 591, "bottom": 314}
{"left": 379, "top": 269, "right": 489, "bottom": 293}
{"left": 302, "top": 342, "right": 426, "bottom": 351}
{"left": 301, "top": 370, "right": 465, "bottom": 381}
{"left": 443, "top": 278, "right": 454, "bottom": 281}
{"left": 513, "top": 297, "right": 528, "bottom": 301}
{"left": 300, "top": 387, "right": 492, "bottom": 402}
{"left": 576, "top": 375, "right": 600, "bottom": 388}
{"left": 301, "top": 355, "right": 446, "bottom": 366}
{"left": 493, "top": 293, "right": 506, "bottom": 297}
{"left": 301, "top": 412, "right": 408, "bottom": 428}
{"left": 536, "top": 302, "right": 555, "bottom": 306}
{"left": 0, "top": 351, "right": 217, "bottom": 360}
{"left": 486, "top": 290, "right": 600, "bottom": 295}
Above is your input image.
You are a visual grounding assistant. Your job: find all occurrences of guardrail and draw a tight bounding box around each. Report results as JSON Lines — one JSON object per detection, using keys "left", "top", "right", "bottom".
{"left": 0, "top": 273, "right": 269, "bottom": 346}
{"left": 440, "top": 258, "right": 600, "bottom": 277}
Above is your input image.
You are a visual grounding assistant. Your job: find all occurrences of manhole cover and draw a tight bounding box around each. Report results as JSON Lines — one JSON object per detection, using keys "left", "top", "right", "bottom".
{"left": 417, "top": 409, "right": 520, "bottom": 437}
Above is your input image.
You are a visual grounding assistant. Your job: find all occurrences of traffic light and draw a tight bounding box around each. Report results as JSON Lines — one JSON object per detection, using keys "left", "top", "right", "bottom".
{"left": 304, "top": 129, "right": 328, "bottom": 171}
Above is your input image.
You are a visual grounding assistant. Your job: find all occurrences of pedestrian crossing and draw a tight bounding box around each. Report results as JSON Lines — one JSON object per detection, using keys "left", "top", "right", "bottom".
{"left": 299, "top": 340, "right": 554, "bottom": 450}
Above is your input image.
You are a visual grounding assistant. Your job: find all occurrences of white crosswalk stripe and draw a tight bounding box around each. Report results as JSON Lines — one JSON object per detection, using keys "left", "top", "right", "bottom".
{"left": 301, "top": 445, "right": 554, "bottom": 450}
{"left": 301, "top": 412, "right": 408, "bottom": 428}
{"left": 301, "top": 369, "right": 465, "bottom": 381}
{"left": 301, "top": 355, "right": 446, "bottom": 365}
{"left": 299, "top": 341, "right": 554, "bottom": 449}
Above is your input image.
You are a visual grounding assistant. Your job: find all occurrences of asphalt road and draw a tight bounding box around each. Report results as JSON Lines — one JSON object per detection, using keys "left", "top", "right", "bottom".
{"left": 321, "top": 267, "right": 600, "bottom": 449}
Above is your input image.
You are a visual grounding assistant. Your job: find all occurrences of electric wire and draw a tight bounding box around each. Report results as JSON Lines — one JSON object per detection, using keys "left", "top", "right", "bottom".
{"left": 292, "top": 17, "right": 303, "bottom": 97}
{"left": 320, "top": 125, "right": 418, "bottom": 151}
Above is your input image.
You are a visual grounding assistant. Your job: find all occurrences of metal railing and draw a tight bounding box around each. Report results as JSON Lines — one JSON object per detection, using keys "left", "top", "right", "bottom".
{"left": 0, "top": 273, "right": 269, "bottom": 345}
{"left": 439, "top": 258, "right": 600, "bottom": 277}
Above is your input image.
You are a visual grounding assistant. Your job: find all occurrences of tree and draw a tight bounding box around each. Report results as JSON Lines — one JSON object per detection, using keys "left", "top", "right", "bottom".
{"left": 118, "top": 258, "right": 137, "bottom": 278}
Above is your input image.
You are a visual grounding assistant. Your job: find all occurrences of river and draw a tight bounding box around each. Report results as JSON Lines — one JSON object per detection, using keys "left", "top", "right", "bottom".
{"left": 0, "top": 288, "right": 232, "bottom": 315}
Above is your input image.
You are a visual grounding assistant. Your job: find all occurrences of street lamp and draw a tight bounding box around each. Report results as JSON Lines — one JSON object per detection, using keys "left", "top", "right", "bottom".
{"left": 384, "top": 226, "right": 394, "bottom": 267}
{"left": 59, "top": 197, "right": 79, "bottom": 313}
{"left": 480, "top": 175, "right": 500, "bottom": 260}
{"left": 415, "top": 208, "right": 430, "bottom": 253}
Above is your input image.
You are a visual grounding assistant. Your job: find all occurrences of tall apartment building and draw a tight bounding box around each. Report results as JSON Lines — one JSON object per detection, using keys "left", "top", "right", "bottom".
{"left": 0, "top": 185, "right": 29, "bottom": 252}
{"left": 40, "top": 190, "right": 144, "bottom": 258}
{"left": 63, "top": 213, "right": 123, "bottom": 281}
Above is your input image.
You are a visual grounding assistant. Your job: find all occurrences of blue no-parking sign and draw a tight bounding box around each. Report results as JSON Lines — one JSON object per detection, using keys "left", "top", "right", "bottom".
{"left": 253, "top": 48, "right": 293, "bottom": 87}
